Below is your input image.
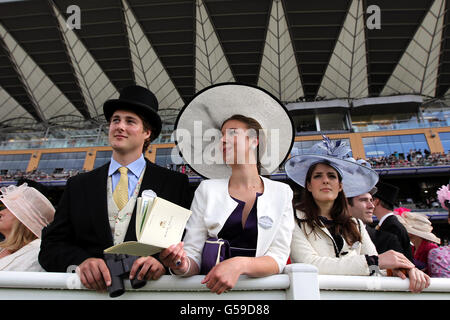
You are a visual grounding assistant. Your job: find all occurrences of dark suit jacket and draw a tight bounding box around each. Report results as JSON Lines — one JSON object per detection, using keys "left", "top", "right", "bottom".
{"left": 366, "top": 225, "right": 403, "bottom": 254}
{"left": 39, "top": 159, "right": 193, "bottom": 272}
{"left": 379, "top": 215, "right": 414, "bottom": 262}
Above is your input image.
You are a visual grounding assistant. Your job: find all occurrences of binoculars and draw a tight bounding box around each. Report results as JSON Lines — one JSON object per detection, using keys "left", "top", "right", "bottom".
{"left": 104, "top": 253, "right": 147, "bottom": 298}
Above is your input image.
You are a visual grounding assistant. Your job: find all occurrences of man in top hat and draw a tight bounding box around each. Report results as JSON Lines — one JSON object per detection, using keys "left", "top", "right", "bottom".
{"left": 347, "top": 187, "right": 404, "bottom": 255}
{"left": 39, "top": 85, "right": 192, "bottom": 291}
{"left": 347, "top": 187, "right": 431, "bottom": 292}
{"left": 372, "top": 182, "right": 413, "bottom": 262}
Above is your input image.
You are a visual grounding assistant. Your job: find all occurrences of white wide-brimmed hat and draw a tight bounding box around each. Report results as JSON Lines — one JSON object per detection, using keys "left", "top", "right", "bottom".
{"left": 396, "top": 212, "right": 441, "bottom": 244}
{"left": 174, "top": 83, "right": 294, "bottom": 179}
{"left": 0, "top": 183, "right": 55, "bottom": 238}
{"left": 284, "top": 136, "right": 379, "bottom": 197}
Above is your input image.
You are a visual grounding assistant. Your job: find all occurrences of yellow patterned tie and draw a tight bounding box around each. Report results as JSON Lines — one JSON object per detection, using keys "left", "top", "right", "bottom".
{"left": 113, "top": 167, "right": 128, "bottom": 210}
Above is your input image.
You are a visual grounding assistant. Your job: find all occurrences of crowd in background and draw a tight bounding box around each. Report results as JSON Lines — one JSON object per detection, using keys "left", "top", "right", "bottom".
{"left": 1, "top": 149, "right": 450, "bottom": 183}
{"left": 366, "top": 150, "right": 450, "bottom": 169}
{"left": 0, "top": 169, "right": 85, "bottom": 182}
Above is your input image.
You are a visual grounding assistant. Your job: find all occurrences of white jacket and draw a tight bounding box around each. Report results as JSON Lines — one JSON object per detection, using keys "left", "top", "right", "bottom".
{"left": 183, "top": 176, "right": 295, "bottom": 273}
{"left": 0, "top": 239, "right": 45, "bottom": 271}
{"left": 290, "top": 210, "right": 378, "bottom": 275}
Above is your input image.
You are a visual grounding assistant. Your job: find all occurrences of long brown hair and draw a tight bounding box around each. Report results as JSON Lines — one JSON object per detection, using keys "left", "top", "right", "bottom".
{"left": 295, "top": 162, "right": 361, "bottom": 245}
{"left": 221, "top": 114, "right": 266, "bottom": 174}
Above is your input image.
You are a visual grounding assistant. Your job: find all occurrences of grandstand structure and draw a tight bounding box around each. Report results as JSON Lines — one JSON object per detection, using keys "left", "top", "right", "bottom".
{"left": 0, "top": 0, "right": 449, "bottom": 240}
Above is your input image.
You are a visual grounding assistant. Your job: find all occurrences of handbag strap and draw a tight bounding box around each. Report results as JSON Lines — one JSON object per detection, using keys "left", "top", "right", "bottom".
{"left": 205, "top": 238, "right": 226, "bottom": 245}
{"left": 205, "top": 238, "right": 226, "bottom": 265}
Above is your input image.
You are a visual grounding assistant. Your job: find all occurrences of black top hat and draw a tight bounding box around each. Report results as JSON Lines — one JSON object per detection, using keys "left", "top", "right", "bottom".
{"left": 103, "top": 85, "right": 162, "bottom": 141}
{"left": 373, "top": 182, "right": 399, "bottom": 208}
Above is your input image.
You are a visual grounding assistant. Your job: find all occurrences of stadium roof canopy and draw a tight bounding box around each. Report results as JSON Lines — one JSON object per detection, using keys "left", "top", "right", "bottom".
{"left": 0, "top": 0, "right": 449, "bottom": 131}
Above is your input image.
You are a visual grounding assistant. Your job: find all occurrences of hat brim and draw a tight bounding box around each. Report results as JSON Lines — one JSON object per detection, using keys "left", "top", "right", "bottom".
{"left": 0, "top": 189, "right": 54, "bottom": 239}
{"left": 1, "top": 197, "right": 41, "bottom": 238}
{"left": 174, "top": 83, "right": 294, "bottom": 179}
{"left": 285, "top": 154, "right": 379, "bottom": 198}
{"left": 103, "top": 99, "right": 162, "bottom": 141}
{"left": 405, "top": 226, "right": 441, "bottom": 244}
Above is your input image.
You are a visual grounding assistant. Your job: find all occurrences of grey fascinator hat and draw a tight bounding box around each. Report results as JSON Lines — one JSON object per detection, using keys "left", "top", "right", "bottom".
{"left": 284, "top": 136, "right": 379, "bottom": 197}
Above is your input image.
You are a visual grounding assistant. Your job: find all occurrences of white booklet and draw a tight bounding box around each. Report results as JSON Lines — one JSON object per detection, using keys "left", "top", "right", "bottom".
{"left": 104, "top": 190, "right": 191, "bottom": 256}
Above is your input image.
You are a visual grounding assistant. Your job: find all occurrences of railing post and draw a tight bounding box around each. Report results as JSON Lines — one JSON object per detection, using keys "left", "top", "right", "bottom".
{"left": 284, "top": 263, "right": 320, "bottom": 300}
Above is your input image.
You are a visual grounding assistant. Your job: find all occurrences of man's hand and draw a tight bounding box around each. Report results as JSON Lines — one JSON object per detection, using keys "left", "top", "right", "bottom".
{"left": 378, "top": 250, "right": 415, "bottom": 270}
{"left": 129, "top": 256, "right": 165, "bottom": 281}
{"left": 77, "top": 258, "right": 111, "bottom": 291}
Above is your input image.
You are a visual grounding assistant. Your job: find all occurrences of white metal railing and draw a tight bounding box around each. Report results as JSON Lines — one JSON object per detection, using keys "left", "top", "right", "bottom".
{"left": 319, "top": 274, "right": 450, "bottom": 292}
{"left": 319, "top": 274, "right": 450, "bottom": 300}
{"left": 0, "top": 264, "right": 448, "bottom": 300}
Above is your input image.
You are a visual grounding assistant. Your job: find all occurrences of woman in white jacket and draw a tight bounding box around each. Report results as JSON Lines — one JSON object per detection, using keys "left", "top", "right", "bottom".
{"left": 285, "top": 137, "right": 418, "bottom": 277}
{"left": 160, "top": 84, "right": 295, "bottom": 294}
{"left": 0, "top": 183, "right": 55, "bottom": 271}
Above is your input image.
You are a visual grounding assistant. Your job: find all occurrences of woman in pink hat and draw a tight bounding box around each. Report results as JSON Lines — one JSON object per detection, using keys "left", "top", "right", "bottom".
{"left": 0, "top": 183, "right": 55, "bottom": 271}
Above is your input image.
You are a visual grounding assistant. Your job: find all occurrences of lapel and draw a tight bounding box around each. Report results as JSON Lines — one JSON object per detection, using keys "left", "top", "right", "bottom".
{"left": 379, "top": 214, "right": 395, "bottom": 231}
{"left": 366, "top": 225, "right": 377, "bottom": 241}
{"left": 255, "top": 177, "right": 283, "bottom": 257}
{"left": 210, "top": 178, "right": 241, "bottom": 236}
{"left": 315, "top": 223, "right": 342, "bottom": 257}
{"left": 295, "top": 209, "right": 339, "bottom": 255}
{"left": 206, "top": 178, "right": 269, "bottom": 238}
{"left": 90, "top": 163, "right": 113, "bottom": 246}
{"left": 295, "top": 209, "right": 334, "bottom": 238}
{"left": 211, "top": 176, "right": 284, "bottom": 247}
{"left": 255, "top": 177, "right": 272, "bottom": 256}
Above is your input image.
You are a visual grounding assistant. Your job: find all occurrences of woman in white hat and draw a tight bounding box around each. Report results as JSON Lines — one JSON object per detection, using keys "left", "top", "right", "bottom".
{"left": 397, "top": 212, "right": 440, "bottom": 275}
{"left": 160, "top": 83, "right": 295, "bottom": 295}
{"left": 0, "top": 183, "right": 55, "bottom": 271}
{"left": 286, "top": 137, "right": 430, "bottom": 292}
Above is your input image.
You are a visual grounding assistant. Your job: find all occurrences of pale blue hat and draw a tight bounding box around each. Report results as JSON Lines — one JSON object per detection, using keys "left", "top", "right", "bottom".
{"left": 284, "top": 136, "right": 379, "bottom": 197}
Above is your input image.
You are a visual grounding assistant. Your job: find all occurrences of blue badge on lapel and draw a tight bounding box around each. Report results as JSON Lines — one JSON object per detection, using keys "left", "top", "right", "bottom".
{"left": 258, "top": 216, "right": 273, "bottom": 229}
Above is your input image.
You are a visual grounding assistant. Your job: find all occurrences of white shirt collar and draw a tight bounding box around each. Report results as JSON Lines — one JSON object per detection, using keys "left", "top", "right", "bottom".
{"left": 108, "top": 154, "right": 146, "bottom": 178}
{"left": 378, "top": 212, "right": 394, "bottom": 226}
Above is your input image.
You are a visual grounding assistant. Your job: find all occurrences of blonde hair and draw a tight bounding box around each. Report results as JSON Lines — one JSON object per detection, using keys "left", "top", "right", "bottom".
{"left": 0, "top": 219, "right": 37, "bottom": 253}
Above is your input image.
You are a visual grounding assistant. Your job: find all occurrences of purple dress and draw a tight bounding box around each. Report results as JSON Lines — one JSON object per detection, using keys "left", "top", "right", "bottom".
{"left": 218, "top": 193, "right": 261, "bottom": 258}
